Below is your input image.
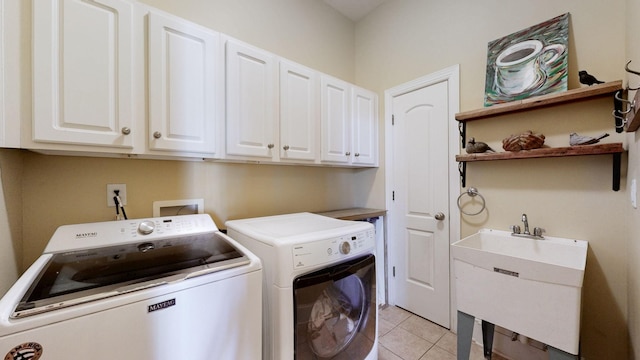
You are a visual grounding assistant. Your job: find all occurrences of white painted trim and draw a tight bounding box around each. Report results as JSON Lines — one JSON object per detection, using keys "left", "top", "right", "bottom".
{"left": 384, "top": 64, "right": 461, "bottom": 330}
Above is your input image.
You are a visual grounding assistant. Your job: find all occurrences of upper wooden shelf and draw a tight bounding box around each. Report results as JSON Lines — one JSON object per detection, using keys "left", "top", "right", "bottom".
{"left": 455, "top": 142, "right": 624, "bottom": 162}
{"left": 455, "top": 80, "right": 623, "bottom": 122}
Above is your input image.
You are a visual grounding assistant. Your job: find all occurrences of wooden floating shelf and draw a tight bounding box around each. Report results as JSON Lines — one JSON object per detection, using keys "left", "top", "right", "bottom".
{"left": 455, "top": 143, "right": 624, "bottom": 162}
{"left": 625, "top": 88, "right": 640, "bottom": 132}
{"left": 456, "top": 143, "right": 625, "bottom": 191}
{"left": 455, "top": 81, "right": 623, "bottom": 122}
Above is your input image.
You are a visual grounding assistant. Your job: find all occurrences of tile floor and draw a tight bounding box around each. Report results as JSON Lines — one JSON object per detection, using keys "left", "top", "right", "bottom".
{"left": 378, "top": 306, "right": 508, "bottom": 360}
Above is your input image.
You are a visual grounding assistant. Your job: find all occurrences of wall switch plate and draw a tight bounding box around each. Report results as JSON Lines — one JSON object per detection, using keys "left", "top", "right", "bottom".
{"left": 107, "top": 184, "right": 127, "bottom": 207}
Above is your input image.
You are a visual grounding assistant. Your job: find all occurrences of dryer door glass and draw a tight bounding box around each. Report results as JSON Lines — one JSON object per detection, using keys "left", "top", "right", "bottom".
{"left": 293, "top": 254, "right": 376, "bottom": 359}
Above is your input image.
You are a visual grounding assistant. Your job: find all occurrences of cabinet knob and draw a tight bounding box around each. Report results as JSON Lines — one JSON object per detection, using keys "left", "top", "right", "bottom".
{"left": 121, "top": 127, "right": 131, "bottom": 135}
{"left": 283, "top": 145, "right": 290, "bottom": 151}
{"left": 267, "top": 143, "right": 274, "bottom": 149}
{"left": 355, "top": 153, "right": 360, "bottom": 157}
{"left": 345, "top": 152, "right": 351, "bottom": 156}
{"left": 153, "top": 131, "right": 162, "bottom": 139}
{"left": 435, "top": 212, "right": 446, "bottom": 221}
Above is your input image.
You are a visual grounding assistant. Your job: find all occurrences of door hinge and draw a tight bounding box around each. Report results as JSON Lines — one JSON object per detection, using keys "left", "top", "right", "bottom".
{"left": 392, "top": 266, "right": 396, "bottom": 277}
{"left": 392, "top": 191, "right": 395, "bottom": 201}
{"left": 392, "top": 114, "right": 395, "bottom": 125}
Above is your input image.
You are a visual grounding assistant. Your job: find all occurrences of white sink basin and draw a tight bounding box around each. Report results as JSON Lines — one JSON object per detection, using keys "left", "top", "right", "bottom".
{"left": 451, "top": 228, "right": 588, "bottom": 355}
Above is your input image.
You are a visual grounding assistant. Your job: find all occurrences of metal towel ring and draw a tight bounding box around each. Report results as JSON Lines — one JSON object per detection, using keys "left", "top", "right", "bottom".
{"left": 457, "top": 187, "right": 486, "bottom": 216}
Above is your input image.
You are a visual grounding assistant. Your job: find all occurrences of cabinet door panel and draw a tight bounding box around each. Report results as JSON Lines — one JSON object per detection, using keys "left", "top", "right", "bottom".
{"left": 280, "top": 60, "right": 317, "bottom": 161}
{"left": 225, "top": 39, "right": 277, "bottom": 159}
{"left": 321, "top": 76, "right": 350, "bottom": 163}
{"left": 33, "top": 0, "right": 134, "bottom": 148}
{"left": 352, "top": 87, "right": 378, "bottom": 166}
{"left": 148, "top": 10, "right": 219, "bottom": 154}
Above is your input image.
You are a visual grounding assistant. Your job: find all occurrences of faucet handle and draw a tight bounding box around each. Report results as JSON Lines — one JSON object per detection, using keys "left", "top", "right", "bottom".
{"left": 533, "top": 227, "right": 545, "bottom": 237}
{"left": 510, "top": 225, "right": 521, "bottom": 234}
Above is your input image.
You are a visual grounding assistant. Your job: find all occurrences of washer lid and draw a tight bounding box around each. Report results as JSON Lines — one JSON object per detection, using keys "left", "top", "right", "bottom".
{"left": 13, "top": 231, "right": 249, "bottom": 318}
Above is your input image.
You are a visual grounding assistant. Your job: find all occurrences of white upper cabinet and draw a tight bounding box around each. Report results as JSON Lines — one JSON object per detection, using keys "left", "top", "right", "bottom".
{"left": 225, "top": 37, "right": 278, "bottom": 160}
{"left": 320, "top": 76, "right": 378, "bottom": 167}
{"left": 320, "top": 75, "right": 351, "bottom": 164}
{"left": 351, "top": 86, "right": 378, "bottom": 166}
{"left": 279, "top": 60, "right": 318, "bottom": 162}
{"left": 33, "top": 0, "right": 135, "bottom": 149}
{"left": 0, "top": 0, "right": 20, "bottom": 148}
{"left": 147, "top": 9, "right": 221, "bottom": 156}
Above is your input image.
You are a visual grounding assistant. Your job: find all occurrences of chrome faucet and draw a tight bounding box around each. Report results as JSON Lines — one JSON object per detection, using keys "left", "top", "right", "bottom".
{"left": 510, "top": 213, "right": 544, "bottom": 239}
{"left": 522, "top": 214, "right": 530, "bottom": 235}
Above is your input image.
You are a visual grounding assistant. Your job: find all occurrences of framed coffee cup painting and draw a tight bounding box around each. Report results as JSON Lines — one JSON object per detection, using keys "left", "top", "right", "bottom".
{"left": 484, "top": 13, "right": 569, "bottom": 106}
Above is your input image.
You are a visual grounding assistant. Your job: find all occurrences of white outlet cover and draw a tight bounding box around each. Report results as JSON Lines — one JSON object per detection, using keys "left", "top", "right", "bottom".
{"left": 107, "top": 184, "right": 127, "bottom": 207}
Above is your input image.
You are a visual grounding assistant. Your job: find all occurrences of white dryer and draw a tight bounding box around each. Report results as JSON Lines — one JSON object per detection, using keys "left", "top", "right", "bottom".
{"left": 226, "top": 212, "right": 378, "bottom": 360}
{"left": 0, "top": 214, "right": 262, "bottom": 360}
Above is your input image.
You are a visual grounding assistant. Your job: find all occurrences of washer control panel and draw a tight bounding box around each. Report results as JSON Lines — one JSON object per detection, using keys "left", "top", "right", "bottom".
{"left": 292, "top": 228, "right": 375, "bottom": 269}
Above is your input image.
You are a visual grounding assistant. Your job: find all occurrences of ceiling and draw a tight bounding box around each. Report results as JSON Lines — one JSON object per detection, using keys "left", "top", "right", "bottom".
{"left": 322, "top": 0, "right": 388, "bottom": 22}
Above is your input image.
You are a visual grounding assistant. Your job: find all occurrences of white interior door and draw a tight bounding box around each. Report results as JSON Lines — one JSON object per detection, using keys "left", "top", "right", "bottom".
{"left": 388, "top": 79, "right": 451, "bottom": 328}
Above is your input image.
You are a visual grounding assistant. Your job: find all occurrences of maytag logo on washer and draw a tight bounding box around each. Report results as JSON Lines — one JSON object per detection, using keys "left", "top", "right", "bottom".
{"left": 4, "top": 342, "right": 43, "bottom": 360}
{"left": 75, "top": 232, "right": 98, "bottom": 239}
{"left": 148, "top": 298, "right": 176, "bottom": 313}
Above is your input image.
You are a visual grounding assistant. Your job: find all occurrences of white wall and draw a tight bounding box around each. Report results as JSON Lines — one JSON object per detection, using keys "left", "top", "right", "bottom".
{"left": 356, "top": 1, "right": 629, "bottom": 359}
{"left": 626, "top": 0, "right": 640, "bottom": 358}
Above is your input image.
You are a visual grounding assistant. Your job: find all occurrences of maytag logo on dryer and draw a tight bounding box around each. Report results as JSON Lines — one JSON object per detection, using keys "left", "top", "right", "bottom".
{"left": 75, "top": 232, "right": 98, "bottom": 239}
{"left": 4, "top": 342, "right": 44, "bottom": 360}
{"left": 148, "top": 298, "right": 176, "bottom": 313}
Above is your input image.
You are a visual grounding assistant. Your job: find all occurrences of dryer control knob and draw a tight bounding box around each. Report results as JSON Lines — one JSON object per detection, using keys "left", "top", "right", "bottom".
{"left": 138, "top": 220, "right": 155, "bottom": 235}
{"left": 339, "top": 241, "right": 351, "bottom": 255}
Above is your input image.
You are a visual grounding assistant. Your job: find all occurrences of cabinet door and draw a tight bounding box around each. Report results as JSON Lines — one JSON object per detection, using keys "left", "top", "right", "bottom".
{"left": 148, "top": 10, "right": 220, "bottom": 155}
{"left": 351, "top": 87, "right": 378, "bottom": 166}
{"left": 33, "top": 0, "right": 135, "bottom": 149}
{"left": 225, "top": 38, "right": 277, "bottom": 159}
{"left": 320, "top": 75, "right": 351, "bottom": 164}
{"left": 279, "top": 60, "right": 318, "bottom": 162}
{"left": 0, "top": 0, "right": 20, "bottom": 148}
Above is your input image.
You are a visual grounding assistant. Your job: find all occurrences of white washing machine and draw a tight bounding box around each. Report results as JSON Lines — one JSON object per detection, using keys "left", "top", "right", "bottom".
{"left": 226, "top": 212, "right": 378, "bottom": 360}
{"left": 0, "top": 214, "right": 262, "bottom": 360}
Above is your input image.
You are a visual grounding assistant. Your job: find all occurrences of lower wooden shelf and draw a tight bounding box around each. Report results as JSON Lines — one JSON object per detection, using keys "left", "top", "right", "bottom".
{"left": 456, "top": 143, "right": 625, "bottom": 191}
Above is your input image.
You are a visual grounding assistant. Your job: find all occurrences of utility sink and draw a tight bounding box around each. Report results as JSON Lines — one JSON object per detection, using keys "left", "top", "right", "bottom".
{"left": 451, "top": 229, "right": 588, "bottom": 355}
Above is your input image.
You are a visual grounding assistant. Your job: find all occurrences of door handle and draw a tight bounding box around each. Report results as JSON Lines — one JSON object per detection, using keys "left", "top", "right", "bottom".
{"left": 435, "top": 212, "right": 445, "bottom": 221}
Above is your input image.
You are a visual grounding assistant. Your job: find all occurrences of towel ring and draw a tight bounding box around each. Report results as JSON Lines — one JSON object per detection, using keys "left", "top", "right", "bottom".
{"left": 457, "top": 187, "right": 486, "bottom": 216}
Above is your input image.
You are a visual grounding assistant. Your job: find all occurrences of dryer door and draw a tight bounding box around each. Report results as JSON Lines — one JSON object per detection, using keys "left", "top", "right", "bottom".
{"left": 293, "top": 254, "right": 376, "bottom": 359}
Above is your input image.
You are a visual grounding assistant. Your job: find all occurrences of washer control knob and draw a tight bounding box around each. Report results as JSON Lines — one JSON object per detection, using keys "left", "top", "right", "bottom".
{"left": 339, "top": 241, "right": 351, "bottom": 255}
{"left": 138, "top": 220, "right": 155, "bottom": 235}
{"left": 138, "top": 242, "right": 155, "bottom": 252}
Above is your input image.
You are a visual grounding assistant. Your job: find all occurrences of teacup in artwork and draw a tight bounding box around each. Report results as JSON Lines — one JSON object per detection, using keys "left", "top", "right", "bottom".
{"left": 484, "top": 13, "right": 569, "bottom": 106}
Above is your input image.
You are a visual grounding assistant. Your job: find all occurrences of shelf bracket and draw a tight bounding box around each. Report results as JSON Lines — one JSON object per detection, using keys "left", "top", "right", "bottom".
{"left": 458, "top": 122, "right": 466, "bottom": 148}
{"left": 613, "top": 152, "right": 621, "bottom": 191}
{"left": 458, "top": 162, "right": 466, "bottom": 188}
{"left": 614, "top": 92, "right": 624, "bottom": 133}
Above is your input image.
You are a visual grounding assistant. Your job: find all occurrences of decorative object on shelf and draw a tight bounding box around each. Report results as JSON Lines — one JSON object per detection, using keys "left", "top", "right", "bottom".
{"left": 466, "top": 138, "right": 495, "bottom": 154}
{"left": 484, "top": 13, "right": 569, "bottom": 106}
{"left": 457, "top": 187, "right": 486, "bottom": 216}
{"left": 502, "top": 130, "right": 546, "bottom": 151}
{"left": 569, "top": 132, "right": 609, "bottom": 146}
{"left": 578, "top": 70, "right": 604, "bottom": 86}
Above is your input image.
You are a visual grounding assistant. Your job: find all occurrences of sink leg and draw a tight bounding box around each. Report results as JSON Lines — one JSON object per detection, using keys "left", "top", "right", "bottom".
{"left": 548, "top": 346, "right": 579, "bottom": 360}
{"left": 481, "top": 320, "right": 495, "bottom": 359}
{"left": 457, "top": 311, "right": 474, "bottom": 360}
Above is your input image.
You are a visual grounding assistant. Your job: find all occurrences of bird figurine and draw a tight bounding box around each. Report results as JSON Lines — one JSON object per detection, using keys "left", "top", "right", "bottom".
{"left": 569, "top": 132, "right": 609, "bottom": 146}
{"left": 466, "top": 138, "right": 495, "bottom": 154}
{"left": 579, "top": 70, "right": 604, "bottom": 86}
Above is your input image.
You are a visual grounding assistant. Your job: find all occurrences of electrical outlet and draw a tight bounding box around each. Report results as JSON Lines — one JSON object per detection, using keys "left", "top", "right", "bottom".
{"left": 107, "top": 184, "right": 127, "bottom": 207}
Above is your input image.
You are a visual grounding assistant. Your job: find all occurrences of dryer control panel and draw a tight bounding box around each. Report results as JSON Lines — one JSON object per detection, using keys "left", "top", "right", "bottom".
{"left": 291, "top": 229, "right": 375, "bottom": 270}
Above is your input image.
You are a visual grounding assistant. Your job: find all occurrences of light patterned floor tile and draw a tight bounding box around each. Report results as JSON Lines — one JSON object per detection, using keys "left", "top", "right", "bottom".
{"left": 378, "top": 344, "right": 404, "bottom": 360}
{"left": 379, "top": 326, "right": 434, "bottom": 360}
{"left": 400, "top": 315, "right": 448, "bottom": 344}
{"left": 379, "top": 305, "right": 412, "bottom": 326}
